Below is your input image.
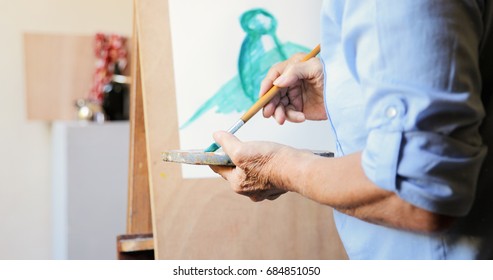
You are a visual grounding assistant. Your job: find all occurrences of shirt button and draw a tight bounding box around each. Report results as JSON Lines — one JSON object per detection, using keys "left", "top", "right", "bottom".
{"left": 386, "top": 106, "right": 398, "bottom": 118}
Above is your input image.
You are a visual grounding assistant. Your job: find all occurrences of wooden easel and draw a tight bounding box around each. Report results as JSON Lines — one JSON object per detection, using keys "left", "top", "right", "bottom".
{"left": 116, "top": 2, "right": 154, "bottom": 260}
{"left": 118, "top": 0, "right": 346, "bottom": 260}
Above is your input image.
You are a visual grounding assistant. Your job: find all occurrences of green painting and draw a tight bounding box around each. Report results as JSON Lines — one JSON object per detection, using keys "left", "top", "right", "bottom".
{"left": 180, "top": 8, "right": 310, "bottom": 129}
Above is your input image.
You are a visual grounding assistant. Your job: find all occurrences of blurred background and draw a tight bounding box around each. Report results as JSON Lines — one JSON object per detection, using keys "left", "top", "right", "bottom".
{"left": 0, "top": 0, "right": 133, "bottom": 259}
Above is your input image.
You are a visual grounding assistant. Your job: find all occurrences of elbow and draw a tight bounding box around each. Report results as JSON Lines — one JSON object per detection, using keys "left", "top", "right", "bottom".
{"left": 387, "top": 196, "right": 458, "bottom": 233}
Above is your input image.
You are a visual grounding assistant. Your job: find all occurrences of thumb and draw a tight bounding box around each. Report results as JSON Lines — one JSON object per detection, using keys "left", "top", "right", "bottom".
{"left": 212, "top": 131, "right": 242, "bottom": 160}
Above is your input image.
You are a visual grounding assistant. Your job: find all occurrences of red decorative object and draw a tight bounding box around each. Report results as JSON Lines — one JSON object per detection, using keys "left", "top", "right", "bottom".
{"left": 89, "top": 33, "right": 128, "bottom": 104}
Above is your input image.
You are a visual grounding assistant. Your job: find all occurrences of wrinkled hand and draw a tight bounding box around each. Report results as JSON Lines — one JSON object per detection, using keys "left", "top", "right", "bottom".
{"left": 260, "top": 54, "right": 326, "bottom": 125}
{"left": 209, "top": 131, "right": 289, "bottom": 202}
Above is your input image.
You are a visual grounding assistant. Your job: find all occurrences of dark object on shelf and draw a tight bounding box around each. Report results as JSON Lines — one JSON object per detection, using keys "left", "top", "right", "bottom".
{"left": 102, "top": 71, "right": 130, "bottom": 121}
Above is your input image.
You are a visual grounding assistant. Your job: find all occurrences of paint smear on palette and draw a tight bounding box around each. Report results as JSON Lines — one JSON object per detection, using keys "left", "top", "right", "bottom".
{"left": 180, "top": 8, "right": 310, "bottom": 129}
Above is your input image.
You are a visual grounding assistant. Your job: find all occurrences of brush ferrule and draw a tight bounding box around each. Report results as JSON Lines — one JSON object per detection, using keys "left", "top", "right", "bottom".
{"left": 227, "top": 119, "right": 245, "bottom": 135}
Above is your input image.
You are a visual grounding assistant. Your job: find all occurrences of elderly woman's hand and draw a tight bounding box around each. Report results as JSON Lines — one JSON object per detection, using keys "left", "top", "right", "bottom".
{"left": 260, "top": 54, "right": 326, "bottom": 125}
{"left": 209, "top": 131, "right": 293, "bottom": 202}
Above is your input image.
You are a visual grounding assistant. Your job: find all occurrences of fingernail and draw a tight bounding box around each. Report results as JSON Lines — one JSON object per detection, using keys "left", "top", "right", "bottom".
{"left": 212, "top": 131, "right": 221, "bottom": 140}
{"left": 273, "top": 75, "right": 286, "bottom": 86}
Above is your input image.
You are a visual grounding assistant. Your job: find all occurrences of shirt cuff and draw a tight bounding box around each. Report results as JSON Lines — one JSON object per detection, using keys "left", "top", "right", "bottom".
{"left": 362, "top": 129, "right": 486, "bottom": 217}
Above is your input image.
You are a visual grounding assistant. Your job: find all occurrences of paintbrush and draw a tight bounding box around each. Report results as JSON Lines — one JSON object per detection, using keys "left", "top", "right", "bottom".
{"left": 204, "top": 44, "right": 321, "bottom": 152}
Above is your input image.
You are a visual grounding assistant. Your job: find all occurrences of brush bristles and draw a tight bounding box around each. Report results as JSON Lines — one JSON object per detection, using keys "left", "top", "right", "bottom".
{"left": 204, "top": 143, "right": 220, "bottom": 153}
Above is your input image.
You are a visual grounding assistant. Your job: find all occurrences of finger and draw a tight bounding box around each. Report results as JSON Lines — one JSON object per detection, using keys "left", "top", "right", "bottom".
{"left": 262, "top": 92, "right": 281, "bottom": 118}
{"left": 267, "top": 193, "right": 283, "bottom": 200}
{"left": 274, "top": 105, "right": 287, "bottom": 125}
{"left": 285, "top": 105, "right": 306, "bottom": 123}
{"left": 273, "top": 57, "right": 322, "bottom": 88}
{"left": 212, "top": 131, "right": 242, "bottom": 161}
{"left": 209, "top": 165, "right": 234, "bottom": 181}
{"left": 258, "top": 76, "right": 276, "bottom": 98}
{"left": 265, "top": 53, "right": 315, "bottom": 90}
{"left": 249, "top": 196, "right": 265, "bottom": 202}
{"left": 287, "top": 87, "right": 304, "bottom": 112}
{"left": 280, "top": 95, "right": 290, "bottom": 106}
{"left": 258, "top": 61, "right": 288, "bottom": 97}
{"left": 252, "top": 190, "right": 286, "bottom": 202}
{"left": 263, "top": 85, "right": 288, "bottom": 118}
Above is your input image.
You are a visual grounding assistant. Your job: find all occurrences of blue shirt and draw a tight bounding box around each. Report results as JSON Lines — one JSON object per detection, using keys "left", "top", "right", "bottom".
{"left": 321, "top": 0, "right": 493, "bottom": 259}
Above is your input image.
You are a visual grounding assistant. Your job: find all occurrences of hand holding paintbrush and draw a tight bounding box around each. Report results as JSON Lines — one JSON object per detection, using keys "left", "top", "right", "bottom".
{"left": 205, "top": 44, "right": 321, "bottom": 152}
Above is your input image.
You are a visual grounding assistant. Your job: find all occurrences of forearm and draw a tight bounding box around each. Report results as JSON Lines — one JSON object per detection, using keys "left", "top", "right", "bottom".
{"left": 271, "top": 148, "right": 454, "bottom": 233}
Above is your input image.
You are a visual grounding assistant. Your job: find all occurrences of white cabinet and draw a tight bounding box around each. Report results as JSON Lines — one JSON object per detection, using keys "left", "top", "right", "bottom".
{"left": 52, "top": 121, "right": 129, "bottom": 259}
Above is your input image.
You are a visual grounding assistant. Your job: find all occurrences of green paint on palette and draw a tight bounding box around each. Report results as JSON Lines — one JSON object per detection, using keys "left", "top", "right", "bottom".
{"left": 180, "top": 8, "right": 311, "bottom": 129}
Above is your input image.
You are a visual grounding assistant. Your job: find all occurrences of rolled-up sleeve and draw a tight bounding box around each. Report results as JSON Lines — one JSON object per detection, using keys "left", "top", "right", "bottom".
{"left": 343, "top": 0, "right": 487, "bottom": 216}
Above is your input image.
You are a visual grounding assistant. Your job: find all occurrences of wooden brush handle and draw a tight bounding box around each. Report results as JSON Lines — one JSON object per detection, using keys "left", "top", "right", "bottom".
{"left": 240, "top": 44, "right": 321, "bottom": 122}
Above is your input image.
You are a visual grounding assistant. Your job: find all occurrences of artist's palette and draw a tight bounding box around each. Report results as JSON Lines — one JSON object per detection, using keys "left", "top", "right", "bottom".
{"left": 163, "top": 150, "right": 234, "bottom": 166}
{"left": 162, "top": 149, "right": 334, "bottom": 166}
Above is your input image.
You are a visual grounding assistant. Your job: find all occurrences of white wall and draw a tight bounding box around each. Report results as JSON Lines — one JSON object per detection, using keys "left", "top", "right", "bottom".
{"left": 0, "top": 0, "right": 132, "bottom": 259}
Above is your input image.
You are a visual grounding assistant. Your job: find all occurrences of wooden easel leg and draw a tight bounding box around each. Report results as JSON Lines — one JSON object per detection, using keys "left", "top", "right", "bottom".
{"left": 117, "top": 0, "right": 154, "bottom": 259}
{"left": 125, "top": 17, "right": 152, "bottom": 238}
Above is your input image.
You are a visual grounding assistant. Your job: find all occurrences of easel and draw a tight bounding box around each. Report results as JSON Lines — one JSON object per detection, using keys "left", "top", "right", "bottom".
{"left": 116, "top": 1, "right": 154, "bottom": 259}
{"left": 117, "top": 0, "right": 346, "bottom": 260}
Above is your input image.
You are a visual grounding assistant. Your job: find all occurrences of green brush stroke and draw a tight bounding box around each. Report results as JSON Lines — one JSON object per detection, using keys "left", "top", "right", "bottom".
{"left": 180, "top": 8, "right": 310, "bottom": 129}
